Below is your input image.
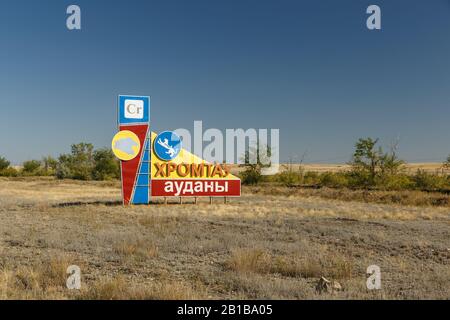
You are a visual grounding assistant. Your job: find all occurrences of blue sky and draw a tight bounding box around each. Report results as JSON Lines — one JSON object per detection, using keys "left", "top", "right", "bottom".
{"left": 1, "top": 0, "right": 449, "bottom": 164}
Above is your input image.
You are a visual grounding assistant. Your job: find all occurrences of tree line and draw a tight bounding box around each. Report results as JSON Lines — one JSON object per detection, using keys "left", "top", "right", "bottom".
{"left": 241, "top": 137, "right": 450, "bottom": 192}
{"left": 0, "top": 143, "right": 120, "bottom": 180}
{"left": 1, "top": 138, "right": 450, "bottom": 192}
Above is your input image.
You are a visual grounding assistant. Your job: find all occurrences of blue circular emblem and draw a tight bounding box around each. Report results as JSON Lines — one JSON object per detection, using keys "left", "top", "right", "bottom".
{"left": 154, "top": 131, "right": 182, "bottom": 161}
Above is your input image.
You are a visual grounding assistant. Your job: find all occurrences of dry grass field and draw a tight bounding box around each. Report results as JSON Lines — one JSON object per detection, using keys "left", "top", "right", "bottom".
{"left": 300, "top": 162, "right": 446, "bottom": 174}
{"left": 0, "top": 177, "right": 449, "bottom": 300}
{"left": 230, "top": 162, "right": 446, "bottom": 175}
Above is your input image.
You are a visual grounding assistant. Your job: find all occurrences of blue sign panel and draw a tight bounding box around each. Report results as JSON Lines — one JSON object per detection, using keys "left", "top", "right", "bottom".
{"left": 154, "top": 131, "right": 182, "bottom": 161}
{"left": 132, "top": 138, "right": 151, "bottom": 204}
{"left": 118, "top": 95, "right": 150, "bottom": 125}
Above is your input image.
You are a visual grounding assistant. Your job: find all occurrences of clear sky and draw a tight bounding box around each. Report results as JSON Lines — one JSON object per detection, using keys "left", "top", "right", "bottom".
{"left": 1, "top": 0, "right": 449, "bottom": 164}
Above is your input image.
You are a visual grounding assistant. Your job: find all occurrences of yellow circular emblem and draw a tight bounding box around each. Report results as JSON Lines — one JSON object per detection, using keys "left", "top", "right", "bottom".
{"left": 111, "top": 130, "right": 141, "bottom": 161}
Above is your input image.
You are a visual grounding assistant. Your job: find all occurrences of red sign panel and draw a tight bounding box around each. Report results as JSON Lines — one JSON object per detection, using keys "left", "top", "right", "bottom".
{"left": 119, "top": 124, "right": 149, "bottom": 205}
{"left": 152, "top": 179, "right": 241, "bottom": 197}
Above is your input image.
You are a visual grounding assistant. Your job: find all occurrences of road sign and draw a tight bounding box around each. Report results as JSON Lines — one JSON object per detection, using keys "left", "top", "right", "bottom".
{"left": 117, "top": 95, "right": 150, "bottom": 205}
{"left": 113, "top": 95, "right": 241, "bottom": 204}
{"left": 150, "top": 132, "right": 241, "bottom": 198}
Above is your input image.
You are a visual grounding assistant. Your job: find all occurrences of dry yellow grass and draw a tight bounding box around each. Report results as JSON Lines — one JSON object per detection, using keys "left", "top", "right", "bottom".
{"left": 229, "top": 162, "right": 446, "bottom": 175}
{"left": 0, "top": 268, "right": 203, "bottom": 300}
{"left": 0, "top": 178, "right": 449, "bottom": 299}
{"left": 79, "top": 277, "right": 204, "bottom": 300}
{"left": 226, "top": 248, "right": 353, "bottom": 280}
{"left": 114, "top": 240, "right": 159, "bottom": 261}
{"left": 0, "top": 255, "right": 80, "bottom": 300}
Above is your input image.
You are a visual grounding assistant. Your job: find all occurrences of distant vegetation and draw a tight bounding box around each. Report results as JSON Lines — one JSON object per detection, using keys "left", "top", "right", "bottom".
{"left": 239, "top": 143, "right": 272, "bottom": 185}
{"left": 241, "top": 138, "right": 450, "bottom": 193}
{"left": 0, "top": 143, "right": 120, "bottom": 181}
{"left": 0, "top": 138, "right": 449, "bottom": 193}
{"left": 56, "top": 143, "right": 120, "bottom": 180}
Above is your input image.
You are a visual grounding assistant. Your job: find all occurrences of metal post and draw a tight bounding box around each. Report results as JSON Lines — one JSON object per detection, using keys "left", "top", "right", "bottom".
{"left": 210, "top": 197, "right": 213, "bottom": 205}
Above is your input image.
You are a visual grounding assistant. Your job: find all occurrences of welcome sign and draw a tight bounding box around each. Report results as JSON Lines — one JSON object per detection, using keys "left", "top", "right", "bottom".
{"left": 113, "top": 95, "right": 151, "bottom": 205}
{"left": 150, "top": 131, "right": 241, "bottom": 197}
{"left": 113, "top": 95, "right": 241, "bottom": 205}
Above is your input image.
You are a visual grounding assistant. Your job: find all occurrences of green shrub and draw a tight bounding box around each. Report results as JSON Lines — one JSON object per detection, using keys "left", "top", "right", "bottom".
{"left": 0, "top": 156, "right": 18, "bottom": 177}
{"left": 278, "top": 171, "right": 300, "bottom": 186}
{"left": 239, "top": 143, "right": 272, "bottom": 186}
{"left": 42, "top": 156, "right": 58, "bottom": 176}
{"left": 22, "top": 160, "right": 43, "bottom": 176}
{"left": 349, "top": 137, "right": 404, "bottom": 187}
{"left": 319, "top": 172, "right": 349, "bottom": 188}
{"left": 412, "top": 170, "right": 447, "bottom": 191}
{"left": 56, "top": 159, "right": 71, "bottom": 180}
{"left": 375, "top": 174, "right": 414, "bottom": 191}
{"left": 277, "top": 170, "right": 303, "bottom": 186}
{"left": 0, "top": 167, "right": 19, "bottom": 177}
{"left": 56, "top": 143, "right": 95, "bottom": 180}
{"left": 0, "top": 156, "right": 10, "bottom": 171}
{"left": 303, "top": 171, "right": 320, "bottom": 185}
{"left": 240, "top": 167, "right": 263, "bottom": 185}
{"left": 445, "top": 155, "right": 450, "bottom": 169}
{"left": 92, "top": 148, "right": 120, "bottom": 181}
{"left": 346, "top": 169, "right": 372, "bottom": 188}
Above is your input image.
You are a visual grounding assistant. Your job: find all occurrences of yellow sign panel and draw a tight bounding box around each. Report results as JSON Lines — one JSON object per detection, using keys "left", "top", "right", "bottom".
{"left": 112, "top": 130, "right": 141, "bottom": 161}
{"left": 150, "top": 132, "right": 239, "bottom": 180}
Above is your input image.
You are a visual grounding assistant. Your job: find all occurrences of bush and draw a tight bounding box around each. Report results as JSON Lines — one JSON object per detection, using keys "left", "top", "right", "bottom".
{"left": 239, "top": 143, "right": 272, "bottom": 185}
{"left": 303, "top": 171, "right": 320, "bottom": 185}
{"left": 22, "top": 160, "right": 43, "bottom": 176}
{"left": 92, "top": 148, "right": 120, "bottom": 181}
{"left": 0, "top": 167, "right": 19, "bottom": 177}
{"left": 445, "top": 155, "right": 450, "bottom": 168}
{"left": 0, "top": 156, "right": 10, "bottom": 171}
{"left": 0, "top": 156, "right": 18, "bottom": 177}
{"left": 56, "top": 143, "right": 95, "bottom": 180}
{"left": 55, "top": 158, "right": 72, "bottom": 180}
{"left": 349, "top": 137, "right": 404, "bottom": 187}
{"left": 53, "top": 142, "right": 123, "bottom": 181}
{"left": 412, "top": 170, "right": 448, "bottom": 191}
{"left": 345, "top": 169, "right": 372, "bottom": 188}
{"left": 42, "top": 156, "right": 58, "bottom": 176}
{"left": 55, "top": 143, "right": 121, "bottom": 181}
{"left": 277, "top": 166, "right": 304, "bottom": 186}
{"left": 319, "top": 172, "right": 349, "bottom": 188}
{"left": 240, "top": 166, "right": 263, "bottom": 185}
{"left": 375, "top": 174, "right": 414, "bottom": 191}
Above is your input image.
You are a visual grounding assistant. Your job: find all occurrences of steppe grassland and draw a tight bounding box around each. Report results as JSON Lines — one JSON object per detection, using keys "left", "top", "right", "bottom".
{"left": 0, "top": 178, "right": 448, "bottom": 299}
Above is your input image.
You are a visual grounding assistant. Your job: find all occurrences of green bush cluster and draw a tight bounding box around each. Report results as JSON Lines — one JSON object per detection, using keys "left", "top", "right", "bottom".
{"left": 239, "top": 143, "right": 272, "bottom": 185}
{"left": 0, "top": 156, "right": 18, "bottom": 177}
{"left": 265, "top": 139, "right": 450, "bottom": 192}
{"left": 0, "top": 143, "right": 120, "bottom": 181}
{"left": 56, "top": 143, "right": 120, "bottom": 181}
{"left": 275, "top": 167, "right": 304, "bottom": 186}
{"left": 0, "top": 167, "right": 19, "bottom": 177}
{"left": 270, "top": 169, "right": 450, "bottom": 192}
{"left": 412, "top": 170, "right": 449, "bottom": 191}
